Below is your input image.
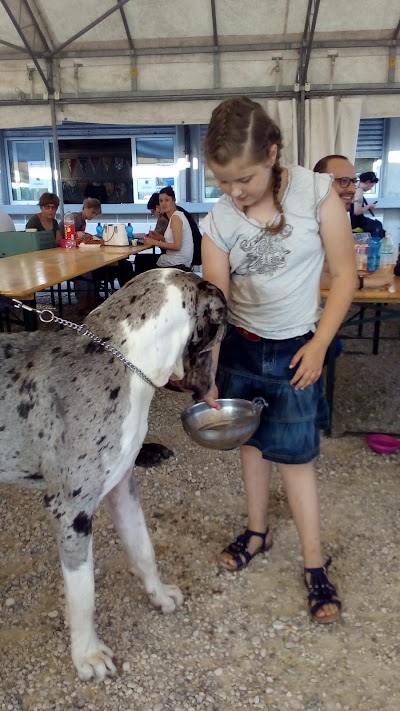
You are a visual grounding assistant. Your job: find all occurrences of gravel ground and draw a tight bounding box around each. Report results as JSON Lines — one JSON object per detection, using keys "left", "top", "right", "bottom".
{"left": 1, "top": 297, "right": 400, "bottom": 711}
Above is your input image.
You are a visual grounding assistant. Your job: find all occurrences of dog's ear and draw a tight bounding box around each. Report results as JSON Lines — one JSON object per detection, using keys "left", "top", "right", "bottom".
{"left": 180, "top": 279, "right": 227, "bottom": 399}
{"left": 195, "top": 280, "right": 227, "bottom": 354}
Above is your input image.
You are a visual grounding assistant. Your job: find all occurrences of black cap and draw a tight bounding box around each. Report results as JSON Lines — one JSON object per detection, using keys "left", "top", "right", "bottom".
{"left": 359, "top": 171, "right": 379, "bottom": 184}
{"left": 147, "top": 192, "right": 160, "bottom": 210}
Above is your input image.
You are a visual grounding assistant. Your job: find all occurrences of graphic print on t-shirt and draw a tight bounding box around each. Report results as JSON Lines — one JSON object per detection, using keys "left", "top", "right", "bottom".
{"left": 239, "top": 223, "right": 293, "bottom": 275}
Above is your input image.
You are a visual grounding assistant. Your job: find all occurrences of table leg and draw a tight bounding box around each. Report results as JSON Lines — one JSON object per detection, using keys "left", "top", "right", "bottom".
{"left": 22, "top": 298, "right": 38, "bottom": 331}
{"left": 372, "top": 305, "right": 382, "bottom": 355}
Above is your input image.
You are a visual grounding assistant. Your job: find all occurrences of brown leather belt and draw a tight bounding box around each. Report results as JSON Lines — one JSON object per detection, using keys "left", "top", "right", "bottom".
{"left": 236, "top": 326, "right": 261, "bottom": 342}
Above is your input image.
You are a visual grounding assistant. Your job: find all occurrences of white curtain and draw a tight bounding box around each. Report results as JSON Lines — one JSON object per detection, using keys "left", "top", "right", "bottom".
{"left": 303, "top": 96, "right": 362, "bottom": 169}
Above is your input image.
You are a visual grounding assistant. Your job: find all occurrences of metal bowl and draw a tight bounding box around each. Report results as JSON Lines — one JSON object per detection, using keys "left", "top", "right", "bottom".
{"left": 181, "top": 397, "right": 267, "bottom": 450}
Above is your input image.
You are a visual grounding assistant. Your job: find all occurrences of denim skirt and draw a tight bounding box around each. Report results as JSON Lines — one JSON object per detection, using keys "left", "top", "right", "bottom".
{"left": 216, "top": 324, "right": 330, "bottom": 464}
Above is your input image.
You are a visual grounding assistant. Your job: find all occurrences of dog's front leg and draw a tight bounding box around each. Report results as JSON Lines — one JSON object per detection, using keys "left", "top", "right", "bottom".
{"left": 106, "top": 472, "right": 183, "bottom": 612}
{"left": 59, "top": 530, "right": 117, "bottom": 681}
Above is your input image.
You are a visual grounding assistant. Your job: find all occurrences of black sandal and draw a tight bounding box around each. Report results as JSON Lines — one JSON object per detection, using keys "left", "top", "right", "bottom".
{"left": 304, "top": 557, "right": 342, "bottom": 624}
{"left": 220, "top": 527, "right": 272, "bottom": 571}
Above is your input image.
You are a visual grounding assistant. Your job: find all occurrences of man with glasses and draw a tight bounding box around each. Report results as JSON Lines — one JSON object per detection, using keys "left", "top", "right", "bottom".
{"left": 313, "top": 155, "right": 393, "bottom": 291}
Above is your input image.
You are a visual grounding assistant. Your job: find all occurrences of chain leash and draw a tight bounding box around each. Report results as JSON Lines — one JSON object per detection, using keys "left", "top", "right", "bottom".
{"left": 8, "top": 298, "right": 157, "bottom": 389}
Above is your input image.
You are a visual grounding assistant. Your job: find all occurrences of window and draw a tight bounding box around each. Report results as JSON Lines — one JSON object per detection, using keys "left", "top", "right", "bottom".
{"left": 7, "top": 140, "right": 53, "bottom": 203}
{"left": 355, "top": 118, "right": 384, "bottom": 197}
{"left": 200, "top": 125, "right": 223, "bottom": 201}
{"left": 59, "top": 138, "right": 133, "bottom": 205}
{"left": 133, "top": 137, "right": 175, "bottom": 202}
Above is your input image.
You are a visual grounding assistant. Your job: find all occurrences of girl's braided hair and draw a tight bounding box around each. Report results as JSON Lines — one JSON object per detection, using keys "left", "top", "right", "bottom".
{"left": 203, "top": 96, "right": 285, "bottom": 234}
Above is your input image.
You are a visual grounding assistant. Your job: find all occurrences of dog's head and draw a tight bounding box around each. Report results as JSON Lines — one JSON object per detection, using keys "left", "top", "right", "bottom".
{"left": 88, "top": 269, "right": 227, "bottom": 398}
{"left": 164, "top": 271, "right": 227, "bottom": 399}
{"left": 181, "top": 278, "right": 227, "bottom": 399}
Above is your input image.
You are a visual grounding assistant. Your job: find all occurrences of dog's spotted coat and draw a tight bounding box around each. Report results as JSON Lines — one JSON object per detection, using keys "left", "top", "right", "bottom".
{"left": 0, "top": 269, "right": 226, "bottom": 680}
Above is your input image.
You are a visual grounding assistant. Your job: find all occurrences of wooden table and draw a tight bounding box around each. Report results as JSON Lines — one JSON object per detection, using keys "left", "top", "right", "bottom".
{"left": 0, "top": 244, "right": 150, "bottom": 330}
{"left": 322, "top": 274, "right": 400, "bottom": 435}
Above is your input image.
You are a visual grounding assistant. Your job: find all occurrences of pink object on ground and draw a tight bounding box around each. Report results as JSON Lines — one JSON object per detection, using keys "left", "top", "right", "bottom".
{"left": 366, "top": 433, "right": 400, "bottom": 454}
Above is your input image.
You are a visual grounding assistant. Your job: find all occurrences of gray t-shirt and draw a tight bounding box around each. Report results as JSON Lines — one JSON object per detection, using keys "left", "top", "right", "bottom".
{"left": 201, "top": 165, "right": 332, "bottom": 340}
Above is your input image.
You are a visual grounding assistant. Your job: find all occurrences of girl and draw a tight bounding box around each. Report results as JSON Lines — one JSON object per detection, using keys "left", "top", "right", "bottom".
{"left": 144, "top": 186, "right": 193, "bottom": 271}
{"left": 201, "top": 96, "right": 357, "bottom": 623}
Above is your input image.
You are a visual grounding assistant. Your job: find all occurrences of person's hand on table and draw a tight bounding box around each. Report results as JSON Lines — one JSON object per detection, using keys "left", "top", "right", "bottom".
{"left": 289, "top": 339, "right": 327, "bottom": 391}
{"left": 363, "top": 270, "right": 395, "bottom": 290}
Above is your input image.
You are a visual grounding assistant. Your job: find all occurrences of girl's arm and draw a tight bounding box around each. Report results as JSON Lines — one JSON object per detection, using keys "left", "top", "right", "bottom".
{"left": 290, "top": 189, "right": 357, "bottom": 390}
{"left": 201, "top": 233, "right": 231, "bottom": 406}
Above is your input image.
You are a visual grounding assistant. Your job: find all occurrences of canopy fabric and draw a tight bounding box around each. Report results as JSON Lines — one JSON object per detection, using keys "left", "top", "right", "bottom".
{"left": 0, "top": 0, "right": 399, "bottom": 162}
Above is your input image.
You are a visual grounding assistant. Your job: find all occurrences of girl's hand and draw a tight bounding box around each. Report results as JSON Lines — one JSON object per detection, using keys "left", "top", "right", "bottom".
{"left": 289, "top": 339, "right": 327, "bottom": 390}
{"left": 202, "top": 384, "right": 220, "bottom": 409}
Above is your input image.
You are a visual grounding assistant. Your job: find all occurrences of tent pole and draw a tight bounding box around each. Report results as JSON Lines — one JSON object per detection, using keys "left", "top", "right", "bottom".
{"left": 50, "top": 98, "right": 64, "bottom": 219}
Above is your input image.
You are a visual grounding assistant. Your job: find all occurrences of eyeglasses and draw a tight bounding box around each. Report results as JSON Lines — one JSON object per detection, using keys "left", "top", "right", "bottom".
{"left": 334, "top": 177, "right": 360, "bottom": 188}
{"left": 42, "top": 204, "right": 57, "bottom": 210}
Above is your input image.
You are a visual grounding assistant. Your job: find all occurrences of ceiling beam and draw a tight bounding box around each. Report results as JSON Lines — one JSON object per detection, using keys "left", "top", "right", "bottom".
{"left": 0, "top": 0, "right": 53, "bottom": 93}
{"left": 118, "top": 1, "right": 134, "bottom": 53}
{"left": 210, "top": 0, "right": 220, "bottom": 87}
{"left": 1, "top": 82, "right": 399, "bottom": 108}
{"left": 21, "top": 0, "right": 52, "bottom": 53}
{"left": 298, "top": 0, "right": 320, "bottom": 87}
{"left": 47, "top": 0, "right": 131, "bottom": 57}
{"left": 388, "top": 16, "right": 400, "bottom": 82}
{"left": 1, "top": 37, "right": 399, "bottom": 62}
{"left": 0, "top": 37, "right": 28, "bottom": 52}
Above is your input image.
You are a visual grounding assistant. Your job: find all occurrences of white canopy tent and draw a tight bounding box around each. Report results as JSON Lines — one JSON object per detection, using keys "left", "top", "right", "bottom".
{"left": 0, "top": 0, "right": 399, "bottom": 169}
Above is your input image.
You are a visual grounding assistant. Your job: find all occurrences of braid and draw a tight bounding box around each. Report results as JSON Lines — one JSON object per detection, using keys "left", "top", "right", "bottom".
{"left": 267, "top": 156, "right": 286, "bottom": 235}
{"left": 204, "top": 97, "right": 255, "bottom": 165}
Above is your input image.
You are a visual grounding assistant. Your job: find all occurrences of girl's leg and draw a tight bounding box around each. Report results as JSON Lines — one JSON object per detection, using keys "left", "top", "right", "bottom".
{"left": 220, "top": 445, "right": 273, "bottom": 569}
{"left": 278, "top": 461, "right": 339, "bottom": 620}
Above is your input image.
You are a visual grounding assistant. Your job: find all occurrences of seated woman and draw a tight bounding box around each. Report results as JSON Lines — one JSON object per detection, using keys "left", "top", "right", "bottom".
{"left": 26, "top": 192, "right": 62, "bottom": 244}
{"left": 143, "top": 186, "right": 193, "bottom": 271}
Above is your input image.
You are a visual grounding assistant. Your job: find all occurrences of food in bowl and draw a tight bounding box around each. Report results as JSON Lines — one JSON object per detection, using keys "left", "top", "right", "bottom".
{"left": 181, "top": 397, "right": 267, "bottom": 450}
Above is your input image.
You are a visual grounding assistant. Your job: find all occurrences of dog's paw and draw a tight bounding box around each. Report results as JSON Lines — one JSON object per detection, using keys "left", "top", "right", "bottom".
{"left": 73, "top": 639, "right": 117, "bottom": 682}
{"left": 150, "top": 584, "right": 184, "bottom": 613}
{"left": 135, "top": 442, "right": 174, "bottom": 468}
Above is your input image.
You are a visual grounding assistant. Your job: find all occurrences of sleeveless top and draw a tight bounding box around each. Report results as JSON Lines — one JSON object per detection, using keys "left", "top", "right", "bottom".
{"left": 157, "top": 210, "right": 194, "bottom": 267}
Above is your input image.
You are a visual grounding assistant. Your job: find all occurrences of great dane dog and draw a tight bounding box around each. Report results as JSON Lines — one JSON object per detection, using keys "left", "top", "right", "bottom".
{"left": 0, "top": 269, "right": 226, "bottom": 681}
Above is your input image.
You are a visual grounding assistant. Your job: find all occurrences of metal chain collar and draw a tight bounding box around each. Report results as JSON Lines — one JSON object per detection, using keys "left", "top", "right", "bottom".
{"left": 11, "top": 299, "right": 157, "bottom": 389}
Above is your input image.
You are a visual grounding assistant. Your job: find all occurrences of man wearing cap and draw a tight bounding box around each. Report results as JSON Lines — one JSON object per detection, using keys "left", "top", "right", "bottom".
{"left": 350, "top": 171, "right": 379, "bottom": 231}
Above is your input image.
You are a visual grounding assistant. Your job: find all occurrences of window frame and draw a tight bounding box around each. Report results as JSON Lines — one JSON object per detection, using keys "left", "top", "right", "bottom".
{"left": 6, "top": 138, "right": 53, "bottom": 205}
{"left": 132, "top": 135, "right": 177, "bottom": 204}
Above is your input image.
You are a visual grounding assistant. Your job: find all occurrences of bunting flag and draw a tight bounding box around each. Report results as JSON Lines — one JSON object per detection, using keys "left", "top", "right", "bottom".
{"left": 78, "top": 158, "right": 89, "bottom": 175}
{"left": 86, "top": 157, "right": 95, "bottom": 176}
{"left": 90, "top": 156, "right": 101, "bottom": 174}
{"left": 66, "top": 158, "right": 76, "bottom": 176}
{"left": 102, "top": 156, "right": 112, "bottom": 173}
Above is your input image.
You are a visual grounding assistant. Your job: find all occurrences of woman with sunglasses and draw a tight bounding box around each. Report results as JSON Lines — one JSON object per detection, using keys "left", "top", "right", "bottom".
{"left": 26, "top": 192, "right": 63, "bottom": 245}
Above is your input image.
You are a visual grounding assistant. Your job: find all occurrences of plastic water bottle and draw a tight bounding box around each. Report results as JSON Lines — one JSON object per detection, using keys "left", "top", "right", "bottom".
{"left": 96, "top": 222, "right": 104, "bottom": 238}
{"left": 126, "top": 222, "right": 134, "bottom": 245}
{"left": 367, "top": 231, "right": 381, "bottom": 272}
{"left": 64, "top": 210, "right": 76, "bottom": 248}
{"left": 380, "top": 232, "right": 394, "bottom": 267}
